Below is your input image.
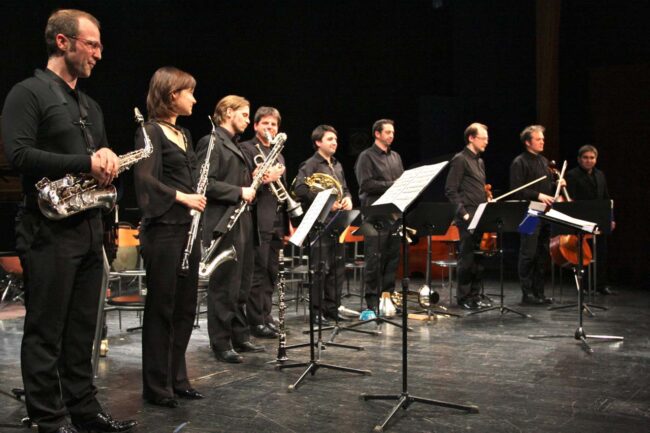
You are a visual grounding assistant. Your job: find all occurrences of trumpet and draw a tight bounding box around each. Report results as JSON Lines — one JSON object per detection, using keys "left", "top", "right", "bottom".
{"left": 254, "top": 141, "right": 303, "bottom": 218}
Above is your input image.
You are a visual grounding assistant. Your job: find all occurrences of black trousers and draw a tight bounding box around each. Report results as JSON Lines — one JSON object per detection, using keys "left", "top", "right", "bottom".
{"left": 456, "top": 221, "right": 484, "bottom": 301}
{"left": 207, "top": 212, "right": 254, "bottom": 351}
{"left": 310, "top": 235, "right": 345, "bottom": 319}
{"left": 363, "top": 231, "right": 400, "bottom": 310}
{"left": 17, "top": 210, "right": 104, "bottom": 433}
{"left": 247, "top": 232, "right": 281, "bottom": 327}
{"left": 518, "top": 221, "right": 551, "bottom": 297}
{"left": 139, "top": 223, "right": 199, "bottom": 400}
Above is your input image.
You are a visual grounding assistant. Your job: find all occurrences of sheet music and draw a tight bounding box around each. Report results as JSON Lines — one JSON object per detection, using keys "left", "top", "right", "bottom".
{"left": 373, "top": 162, "right": 448, "bottom": 212}
{"left": 289, "top": 189, "right": 335, "bottom": 247}
{"left": 468, "top": 202, "right": 488, "bottom": 232}
{"left": 527, "top": 202, "right": 597, "bottom": 233}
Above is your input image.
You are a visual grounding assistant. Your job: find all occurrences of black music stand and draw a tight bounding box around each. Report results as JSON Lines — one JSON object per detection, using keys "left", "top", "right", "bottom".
{"left": 408, "top": 202, "right": 462, "bottom": 319}
{"left": 548, "top": 200, "right": 611, "bottom": 315}
{"left": 527, "top": 208, "right": 623, "bottom": 354}
{"left": 465, "top": 201, "right": 531, "bottom": 318}
{"left": 277, "top": 191, "right": 371, "bottom": 391}
{"left": 360, "top": 162, "right": 478, "bottom": 433}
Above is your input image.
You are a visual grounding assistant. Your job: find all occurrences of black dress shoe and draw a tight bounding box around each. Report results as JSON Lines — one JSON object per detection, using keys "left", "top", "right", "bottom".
{"left": 265, "top": 322, "right": 280, "bottom": 333}
{"left": 251, "top": 324, "right": 278, "bottom": 339}
{"left": 146, "top": 396, "right": 179, "bottom": 408}
{"left": 74, "top": 412, "right": 137, "bottom": 432}
{"left": 536, "top": 295, "right": 554, "bottom": 304}
{"left": 457, "top": 299, "right": 479, "bottom": 310}
{"left": 310, "top": 315, "right": 331, "bottom": 326}
{"left": 521, "top": 294, "right": 544, "bottom": 305}
{"left": 213, "top": 348, "right": 243, "bottom": 363}
{"left": 175, "top": 388, "right": 204, "bottom": 400}
{"left": 597, "top": 286, "right": 616, "bottom": 295}
{"left": 55, "top": 425, "right": 79, "bottom": 433}
{"left": 234, "top": 341, "right": 265, "bottom": 353}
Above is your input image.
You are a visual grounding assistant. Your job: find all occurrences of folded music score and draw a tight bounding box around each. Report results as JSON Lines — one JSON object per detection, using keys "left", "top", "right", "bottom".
{"left": 372, "top": 162, "right": 449, "bottom": 212}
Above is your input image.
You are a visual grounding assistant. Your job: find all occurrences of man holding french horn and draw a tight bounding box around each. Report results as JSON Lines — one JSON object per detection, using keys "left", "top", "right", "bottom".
{"left": 293, "top": 125, "right": 353, "bottom": 325}
{"left": 240, "top": 106, "right": 289, "bottom": 339}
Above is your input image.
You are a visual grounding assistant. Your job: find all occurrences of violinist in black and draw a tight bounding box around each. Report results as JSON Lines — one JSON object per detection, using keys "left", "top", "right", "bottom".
{"left": 134, "top": 67, "right": 206, "bottom": 408}
{"left": 509, "top": 125, "right": 556, "bottom": 305}
{"left": 444, "top": 123, "right": 489, "bottom": 310}
{"left": 293, "top": 125, "right": 353, "bottom": 323}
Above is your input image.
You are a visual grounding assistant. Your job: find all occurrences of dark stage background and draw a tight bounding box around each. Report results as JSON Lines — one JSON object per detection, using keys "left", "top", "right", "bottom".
{"left": 1, "top": 0, "right": 648, "bottom": 286}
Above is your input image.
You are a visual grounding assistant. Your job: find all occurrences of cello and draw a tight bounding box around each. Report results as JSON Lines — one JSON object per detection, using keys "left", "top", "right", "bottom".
{"left": 547, "top": 160, "right": 593, "bottom": 267}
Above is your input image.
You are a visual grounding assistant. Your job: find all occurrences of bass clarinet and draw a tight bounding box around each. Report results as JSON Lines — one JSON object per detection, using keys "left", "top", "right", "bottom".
{"left": 180, "top": 117, "right": 216, "bottom": 273}
{"left": 198, "top": 132, "right": 288, "bottom": 279}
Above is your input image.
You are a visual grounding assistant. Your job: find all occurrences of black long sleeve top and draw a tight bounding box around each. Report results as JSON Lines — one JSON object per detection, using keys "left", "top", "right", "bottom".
{"left": 1, "top": 68, "right": 108, "bottom": 210}
{"left": 133, "top": 122, "right": 198, "bottom": 225}
{"left": 444, "top": 146, "right": 486, "bottom": 221}
{"left": 565, "top": 166, "right": 610, "bottom": 201}
{"left": 509, "top": 151, "right": 554, "bottom": 201}
{"left": 354, "top": 143, "right": 404, "bottom": 208}
{"left": 293, "top": 151, "right": 351, "bottom": 209}
{"left": 240, "top": 137, "right": 288, "bottom": 236}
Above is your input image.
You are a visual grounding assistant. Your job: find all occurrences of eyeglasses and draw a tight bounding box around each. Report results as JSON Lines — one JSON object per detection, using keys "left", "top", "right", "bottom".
{"left": 67, "top": 35, "right": 103, "bottom": 53}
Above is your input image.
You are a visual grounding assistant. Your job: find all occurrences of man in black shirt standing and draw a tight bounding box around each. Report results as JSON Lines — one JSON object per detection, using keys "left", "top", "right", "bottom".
{"left": 509, "top": 125, "right": 557, "bottom": 305}
{"left": 197, "top": 95, "right": 264, "bottom": 364}
{"left": 293, "top": 125, "right": 353, "bottom": 323}
{"left": 566, "top": 144, "right": 615, "bottom": 295}
{"left": 444, "top": 123, "right": 490, "bottom": 310}
{"left": 354, "top": 119, "right": 403, "bottom": 312}
{"left": 1, "top": 9, "right": 136, "bottom": 433}
{"left": 240, "top": 106, "right": 288, "bottom": 338}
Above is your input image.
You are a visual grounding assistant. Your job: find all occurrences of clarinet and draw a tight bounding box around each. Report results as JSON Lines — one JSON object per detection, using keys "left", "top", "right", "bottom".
{"left": 180, "top": 117, "right": 216, "bottom": 274}
{"left": 275, "top": 248, "right": 289, "bottom": 362}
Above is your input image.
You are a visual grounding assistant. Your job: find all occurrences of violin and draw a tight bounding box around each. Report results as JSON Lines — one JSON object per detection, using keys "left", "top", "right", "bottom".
{"left": 479, "top": 184, "right": 497, "bottom": 255}
{"left": 547, "top": 160, "right": 593, "bottom": 267}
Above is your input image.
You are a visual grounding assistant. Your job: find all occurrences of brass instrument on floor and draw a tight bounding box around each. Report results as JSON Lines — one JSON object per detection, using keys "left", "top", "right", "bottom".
{"left": 390, "top": 285, "right": 440, "bottom": 309}
{"left": 36, "top": 107, "right": 153, "bottom": 220}
{"left": 275, "top": 249, "right": 289, "bottom": 362}
{"left": 198, "top": 133, "right": 287, "bottom": 279}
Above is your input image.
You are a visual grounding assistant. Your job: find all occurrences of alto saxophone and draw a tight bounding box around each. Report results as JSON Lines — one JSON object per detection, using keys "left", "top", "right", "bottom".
{"left": 198, "top": 132, "right": 288, "bottom": 279}
{"left": 180, "top": 117, "right": 217, "bottom": 274}
{"left": 35, "top": 107, "right": 153, "bottom": 220}
{"left": 275, "top": 248, "right": 289, "bottom": 362}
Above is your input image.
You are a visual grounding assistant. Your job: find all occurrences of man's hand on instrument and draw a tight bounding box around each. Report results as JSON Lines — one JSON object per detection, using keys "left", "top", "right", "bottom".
{"left": 90, "top": 148, "right": 119, "bottom": 187}
{"left": 177, "top": 191, "right": 206, "bottom": 212}
{"left": 262, "top": 163, "right": 284, "bottom": 184}
{"left": 538, "top": 193, "right": 555, "bottom": 206}
{"left": 241, "top": 187, "right": 256, "bottom": 203}
{"left": 339, "top": 197, "right": 353, "bottom": 210}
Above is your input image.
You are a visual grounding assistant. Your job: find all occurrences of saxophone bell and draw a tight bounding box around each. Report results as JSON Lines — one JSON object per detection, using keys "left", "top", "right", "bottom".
{"left": 198, "top": 243, "right": 237, "bottom": 280}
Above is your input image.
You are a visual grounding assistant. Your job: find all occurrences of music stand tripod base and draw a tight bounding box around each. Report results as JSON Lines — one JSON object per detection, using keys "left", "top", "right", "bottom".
{"left": 528, "top": 327, "right": 624, "bottom": 354}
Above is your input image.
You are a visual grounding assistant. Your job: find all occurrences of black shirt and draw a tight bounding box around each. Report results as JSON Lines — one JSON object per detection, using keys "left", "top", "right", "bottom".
{"left": 444, "top": 146, "right": 486, "bottom": 220}
{"left": 240, "top": 136, "right": 287, "bottom": 236}
{"left": 134, "top": 122, "right": 198, "bottom": 225}
{"left": 293, "top": 151, "right": 351, "bottom": 209}
{"left": 565, "top": 166, "right": 610, "bottom": 201}
{"left": 1, "top": 68, "right": 108, "bottom": 210}
{"left": 354, "top": 143, "right": 404, "bottom": 207}
{"left": 509, "top": 151, "right": 554, "bottom": 201}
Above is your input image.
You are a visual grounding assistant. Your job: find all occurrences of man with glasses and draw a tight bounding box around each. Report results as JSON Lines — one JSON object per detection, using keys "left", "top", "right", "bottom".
{"left": 444, "top": 123, "right": 490, "bottom": 310}
{"left": 2, "top": 9, "right": 136, "bottom": 433}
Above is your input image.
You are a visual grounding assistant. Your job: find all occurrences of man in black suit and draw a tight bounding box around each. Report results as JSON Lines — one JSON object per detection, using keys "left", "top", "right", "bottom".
{"left": 566, "top": 145, "right": 615, "bottom": 295}
{"left": 240, "top": 106, "right": 289, "bottom": 338}
{"left": 196, "top": 95, "right": 264, "bottom": 363}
